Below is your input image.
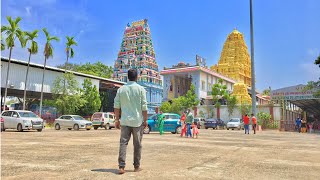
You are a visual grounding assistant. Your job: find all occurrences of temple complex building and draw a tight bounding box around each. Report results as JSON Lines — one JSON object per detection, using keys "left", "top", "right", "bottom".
{"left": 211, "top": 29, "right": 252, "bottom": 87}
{"left": 160, "top": 61, "right": 236, "bottom": 104}
{"left": 113, "top": 19, "right": 163, "bottom": 113}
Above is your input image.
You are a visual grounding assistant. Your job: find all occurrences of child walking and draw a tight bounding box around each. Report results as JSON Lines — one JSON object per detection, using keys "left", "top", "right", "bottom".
{"left": 192, "top": 122, "right": 199, "bottom": 138}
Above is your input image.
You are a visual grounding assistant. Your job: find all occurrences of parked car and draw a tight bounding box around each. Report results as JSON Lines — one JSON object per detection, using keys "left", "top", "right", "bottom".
{"left": 204, "top": 118, "right": 218, "bottom": 129}
{"left": 54, "top": 115, "right": 92, "bottom": 131}
{"left": 193, "top": 118, "right": 205, "bottom": 129}
{"left": 226, "top": 118, "right": 244, "bottom": 130}
{"left": 143, "top": 113, "right": 181, "bottom": 134}
{"left": 91, "top": 112, "right": 115, "bottom": 130}
{"left": 216, "top": 118, "right": 226, "bottom": 129}
{"left": 1, "top": 110, "right": 44, "bottom": 132}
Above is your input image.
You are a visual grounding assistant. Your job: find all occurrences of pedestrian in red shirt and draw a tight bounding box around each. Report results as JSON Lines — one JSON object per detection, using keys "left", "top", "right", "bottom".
{"left": 244, "top": 114, "right": 250, "bottom": 134}
{"left": 251, "top": 113, "right": 257, "bottom": 134}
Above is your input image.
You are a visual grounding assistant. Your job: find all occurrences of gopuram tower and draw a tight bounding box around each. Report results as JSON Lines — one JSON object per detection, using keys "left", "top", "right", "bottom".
{"left": 113, "top": 19, "right": 163, "bottom": 113}
{"left": 211, "top": 29, "right": 252, "bottom": 87}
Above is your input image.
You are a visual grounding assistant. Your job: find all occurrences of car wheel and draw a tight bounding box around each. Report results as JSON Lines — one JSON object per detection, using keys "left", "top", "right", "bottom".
{"left": 105, "top": 124, "right": 110, "bottom": 130}
{"left": 86, "top": 128, "right": 91, "bottom": 131}
{"left": 37, "top": 129, "right": 43, "bottom": 132}
{"left": 205, "top": 127, "right": 208, "bottom": 129}
{"left": 17, "top": 123, "right": 23, "bottom": 132}
{"left": 1, "top": 124, "right": 4, "bottom": 132}
{"left": 143, "top": 125, "right": 150, "bottom": 134}
{"left": 175, "top": 126, "right": 182, "bottom": 134}
{"left": 73, "top": 124, "right": 79, "bottom": 131}
{"left": 227, "top": 128, "right": 229, "bottom": 130}
{"left": 68, "top": 128, "right": 72, "bottom": 130}
{"left": 232, "top": 129, "right": 234, "bottom": 130}
{"left": 55, "top": 124, "right": 60, "bottom": 130}
{"left": 93, "top": 126, "right": 98, "bottom": 130}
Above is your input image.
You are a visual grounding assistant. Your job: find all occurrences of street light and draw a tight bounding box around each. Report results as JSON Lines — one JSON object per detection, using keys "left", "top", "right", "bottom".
{"left": 250, "top": 0, "right": 257, "bottom": 115}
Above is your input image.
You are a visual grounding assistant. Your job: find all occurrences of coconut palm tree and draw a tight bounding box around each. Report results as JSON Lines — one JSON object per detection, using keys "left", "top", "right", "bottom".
{"left": 22, "top": 30, "right": 38, "bottom": 110}
{"left": 1, "top": 16, "right": 25, "bottom": 111}
{"left": 39, "top": 28, "right": 59, "bottom": 117}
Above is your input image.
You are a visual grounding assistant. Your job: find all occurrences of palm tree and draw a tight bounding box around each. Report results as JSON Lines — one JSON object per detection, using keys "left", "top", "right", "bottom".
{"left": 315, "top": 55, "right": 320, "bottom": 66}
{"left": 65, "top": 36, "right": 77, "bottom": 71}
{"left": 63, "top": 36, "right": 77, "bottom": 89}
{"left": 1, "top": 16, "right": 25, "bottom": 111}
{"left": 39, "top": 28, "right": 59, "bottom": 117}
{"left": 22, "top": 30, "right": 38, "bottom": 110}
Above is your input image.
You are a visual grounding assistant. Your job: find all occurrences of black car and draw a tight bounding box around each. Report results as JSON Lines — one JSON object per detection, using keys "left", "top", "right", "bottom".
{"left": 204, "top": 118, "right": 218, "bottom": 129}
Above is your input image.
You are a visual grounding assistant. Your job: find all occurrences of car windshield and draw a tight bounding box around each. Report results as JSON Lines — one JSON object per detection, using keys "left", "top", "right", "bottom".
{"left": 73, "top": 116, "right": 85, "bottom": 120}
{"left": 18, "top": 112, "right": 38, "bottom": 118}
{"left": 229, "top": 119, "right": 240, "bottom": 122}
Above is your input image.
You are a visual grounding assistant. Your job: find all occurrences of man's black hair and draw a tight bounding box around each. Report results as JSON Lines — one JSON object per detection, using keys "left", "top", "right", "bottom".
{"left": 128, "top": 69, "right": 138, "bottom": 81}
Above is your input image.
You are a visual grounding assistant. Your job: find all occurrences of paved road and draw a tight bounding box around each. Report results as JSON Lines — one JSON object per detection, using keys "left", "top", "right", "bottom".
{"left": 1, "top": 128, "right": 320, "bottom": 180}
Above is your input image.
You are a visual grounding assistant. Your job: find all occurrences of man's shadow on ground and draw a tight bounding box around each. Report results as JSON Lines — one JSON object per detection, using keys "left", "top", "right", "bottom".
{"left": 91, "top": 169, "right": 133, "bottom": 174}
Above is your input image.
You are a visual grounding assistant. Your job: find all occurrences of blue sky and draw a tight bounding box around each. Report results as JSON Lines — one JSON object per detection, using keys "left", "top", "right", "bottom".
{"left": 1, "top": 0, "right": 320, "bottom": 91}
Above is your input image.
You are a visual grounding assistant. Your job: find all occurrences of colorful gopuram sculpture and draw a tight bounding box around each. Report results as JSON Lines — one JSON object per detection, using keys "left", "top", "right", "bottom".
{"left": 211, "top": 29, "right": 252, "bottom": 103}
{"left": 113, "top": 19, "right": 163, "bottom": 113}
{"left": 211, "top": 29, "right": 252, "bottom": 87}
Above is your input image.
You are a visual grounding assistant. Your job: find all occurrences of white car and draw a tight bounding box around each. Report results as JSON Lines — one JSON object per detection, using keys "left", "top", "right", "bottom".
{"left": 54, "top": 115, "right": 92, "bottom": 131}
{"left": 227, "top": 118, "right": 244, "bottom": 130}
{"left": 91, "top": 112, "right": 115, "bottom": 130}
{"left": 1, "top": 110, "right": 44, "bottom": 132}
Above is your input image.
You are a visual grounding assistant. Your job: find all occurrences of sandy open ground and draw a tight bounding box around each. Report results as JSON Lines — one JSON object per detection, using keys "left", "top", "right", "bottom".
{"left": 1, "top": 128, "right": 320, "bottom": 180}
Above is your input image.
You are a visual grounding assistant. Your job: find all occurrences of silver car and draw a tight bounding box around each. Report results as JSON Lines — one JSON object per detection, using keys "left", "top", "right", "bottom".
{"left": 226, "top": 118, "right": 244, "bottom": 130}
{"left": 54, "top": 115, "right": 92, "bottom": 131}
{"left": 1, "top": 110, "right": 44, "bottom": 132}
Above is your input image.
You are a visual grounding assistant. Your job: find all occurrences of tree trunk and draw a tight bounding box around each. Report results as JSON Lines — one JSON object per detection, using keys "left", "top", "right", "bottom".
{"left": 63, "top": 55, "right": 69, "bottom": 90}
{"left": 39, "top": 57, "right": 47, "bottom": 118}
{"left": 2, "top": 47, "right": 13, "bottom": 112}
{"left": 23, "top": 52, "right": 32, "bottom": 110}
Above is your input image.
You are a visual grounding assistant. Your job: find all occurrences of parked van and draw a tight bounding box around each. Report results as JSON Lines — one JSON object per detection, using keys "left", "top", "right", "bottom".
{"left": 91, "top": 112, "right": 115, "bottom": 130}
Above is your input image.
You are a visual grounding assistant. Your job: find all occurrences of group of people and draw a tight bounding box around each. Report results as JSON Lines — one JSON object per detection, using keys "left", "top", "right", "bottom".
{"left": 295, "top": 117, "right": 318, "bottom": 133}
{"left": 243, "top": 113, "right": 257, "bottom": 134}
{"left": 179, "top": 109, "right": 199, "bottom": 138}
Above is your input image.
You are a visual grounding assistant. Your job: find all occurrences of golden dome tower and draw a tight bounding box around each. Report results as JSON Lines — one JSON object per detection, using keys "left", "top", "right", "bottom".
{"left": 211, "top": 29, "right": 252, "bottom": 87}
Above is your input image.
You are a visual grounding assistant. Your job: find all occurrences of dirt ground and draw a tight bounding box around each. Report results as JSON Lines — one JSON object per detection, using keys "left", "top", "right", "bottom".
{"left": 1, "top": 127, "right": 320, "bottom": 180}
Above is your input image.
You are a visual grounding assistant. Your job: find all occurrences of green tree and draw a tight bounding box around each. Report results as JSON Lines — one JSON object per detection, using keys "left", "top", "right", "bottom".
{"left": 78, "top": 79, "right": 101, "bottom": 116}
{"left": 211, "top": 78, "right": 229, "bottom": 108}
{"left": 226, "top": 95, "right": 237, "bottom": 117}
{"left": 257, "top": 112, "right": 272, "bottom": 129}
{"left": 56, "top": 62, "right": 79, "bottom": 70}
{"left": 1, "top": 16, "right": 25, "bottom": 111}
{"left": 239, "top": 104, "right": 252, "bottom": 116}
{"left": 181, "top": 84, "right": 200, "bottom": 109}
{"left": 262, "top": 87, "right": 271, "bottom": 96}
{"left": 75, "top": 62, "right": 113, "bottom": 78}
{"left": 23, "top": 30, "right": 38, "bottom": 110}
{"left": 160, "top": 101, "right": 171, "bottom": 113}
{"left": 39, "top": 28, "right": 60, "bottom": 117}
{"left": 52, "top": 73, "right": 85, "bottom": 114}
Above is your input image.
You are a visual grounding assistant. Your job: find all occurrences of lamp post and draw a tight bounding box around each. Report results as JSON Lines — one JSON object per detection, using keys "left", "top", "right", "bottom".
{"left": 250, "top": 0, "right": 257, "bottom": 115}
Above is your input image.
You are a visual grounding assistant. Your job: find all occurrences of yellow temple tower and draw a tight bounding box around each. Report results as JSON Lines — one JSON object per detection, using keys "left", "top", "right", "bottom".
{"left": 232, "top": 83, "right": 252, "bottom": 105}
{"left": 211, "top": 29, "right": 252, "bottom": 87}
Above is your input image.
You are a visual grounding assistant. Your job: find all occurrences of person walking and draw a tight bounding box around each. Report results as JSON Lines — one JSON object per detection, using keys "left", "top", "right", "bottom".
{"left": 186, "top": 109, "right": 193, "bottom": 138}
{"left": 251, "top": 113, "right": 257, "bottom": 134}
{"left": 180, "top": 112, "right": 187, "bottom": 137}
{"left": 157, "top": 111, "right": 165, "bottom": 135}
{"left": 244, "top": 114, "right": 250, "bottom": 134}
{"left": 114, "top": 69, "right": 148, "bottom": 175}
{"left": 295, "top": 117, "right": 301, "bottom": 133}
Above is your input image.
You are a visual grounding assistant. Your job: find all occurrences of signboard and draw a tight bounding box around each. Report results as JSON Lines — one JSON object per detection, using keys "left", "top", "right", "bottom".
{"left": 271, "top": 84, "right": 317, "bottom": 100}
{"left": 196, "top": 55, "right": 206, "bottom": 67}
